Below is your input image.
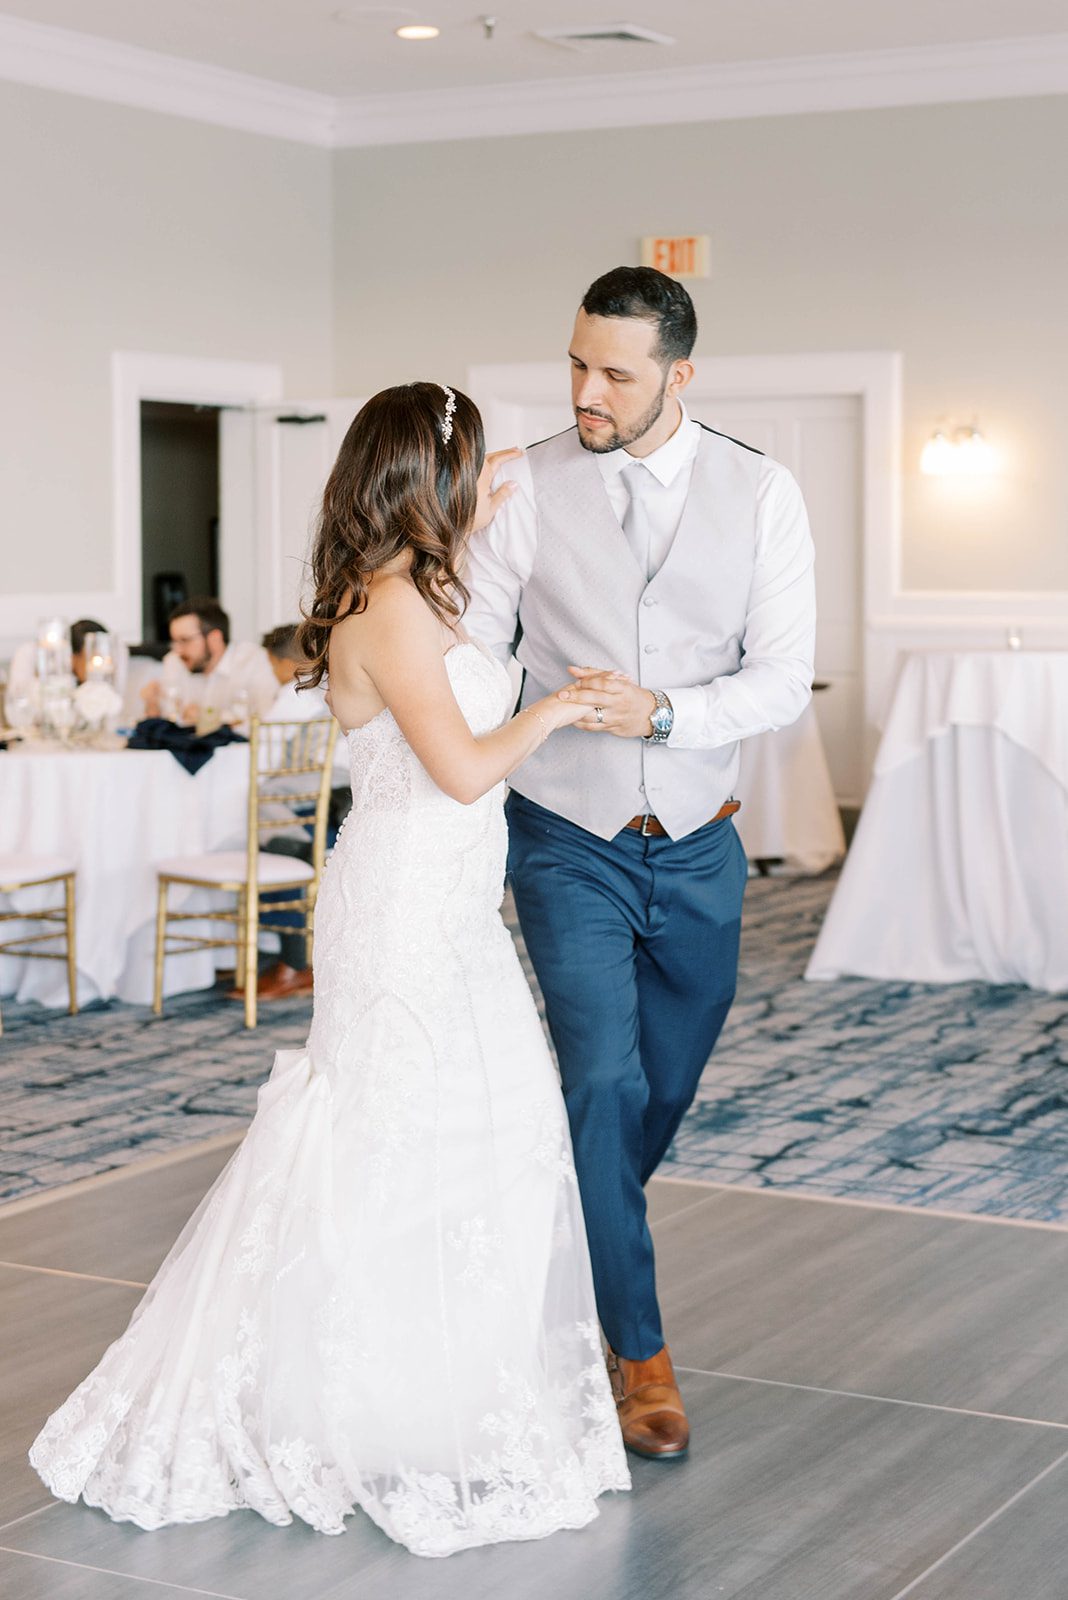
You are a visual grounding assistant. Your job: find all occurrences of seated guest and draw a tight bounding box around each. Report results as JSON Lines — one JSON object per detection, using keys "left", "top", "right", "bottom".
{"left": 141, "top": 599, "right": 277, "bottom": 725}
{"left": 261, "top": 624, "right": 328, "bottom": 723}
{"left": 226, "top": 624, "right": 349, "bottom": 1004}
{"left": 262, "top": 624, "right": 350, "bottom": 788}
{"left": 7, "top": 618, "right": 129, "bottom": 701}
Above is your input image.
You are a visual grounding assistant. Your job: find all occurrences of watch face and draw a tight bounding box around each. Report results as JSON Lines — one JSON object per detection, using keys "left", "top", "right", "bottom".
{"left": 651, "top": 706, "right": 673, "bottom": 734}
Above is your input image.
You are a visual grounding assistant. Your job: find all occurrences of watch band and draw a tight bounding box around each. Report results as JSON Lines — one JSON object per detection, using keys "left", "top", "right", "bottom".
{"left": 644, "top": 689, "right": 674, "bottom": 744}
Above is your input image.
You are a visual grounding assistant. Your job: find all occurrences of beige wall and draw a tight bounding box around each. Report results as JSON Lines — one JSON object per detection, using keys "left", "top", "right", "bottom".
{"left": 332, "top": 96, "right": 1068, "bottom": 593}
{"left": 0, "top": 81, "right": 333, "bottom": 596}
{"left": 2, "top": 84, "right": 1064, "bottom": 613}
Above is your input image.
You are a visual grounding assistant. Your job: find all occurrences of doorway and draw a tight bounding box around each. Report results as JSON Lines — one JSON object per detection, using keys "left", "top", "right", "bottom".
{"left": 140, "top": 401, "right": 220, "bottom": 642}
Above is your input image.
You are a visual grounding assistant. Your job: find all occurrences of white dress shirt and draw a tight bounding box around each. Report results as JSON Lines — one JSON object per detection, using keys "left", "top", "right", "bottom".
{"left": 264, "top": 677, "right": 349, "bottom": 776}
{"left": 464, "top": 401, "right": 816, "bottom": 750}
{"left": 160, "top": 641, "right": 279, "bottom": 721}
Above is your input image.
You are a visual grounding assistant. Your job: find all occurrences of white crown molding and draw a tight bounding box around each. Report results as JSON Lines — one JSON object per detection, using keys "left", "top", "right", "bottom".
{"left": 332, "top": 34, "right": 1068, "bottom": 147}
{"left": 1, "top": 14, "right": 1067, "bottom": 147}
{"left": 0, "top": 13, "right": 337, "bottom": 145}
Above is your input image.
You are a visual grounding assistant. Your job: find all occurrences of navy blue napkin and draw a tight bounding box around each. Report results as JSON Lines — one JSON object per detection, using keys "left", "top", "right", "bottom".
{"left": 126, "top": 718, "right": 248, "bottom": 775}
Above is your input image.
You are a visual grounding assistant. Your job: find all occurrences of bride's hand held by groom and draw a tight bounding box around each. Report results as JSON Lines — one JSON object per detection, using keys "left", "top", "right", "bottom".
{"left": 557, "top": 666, "right": 657, "bottom": 739}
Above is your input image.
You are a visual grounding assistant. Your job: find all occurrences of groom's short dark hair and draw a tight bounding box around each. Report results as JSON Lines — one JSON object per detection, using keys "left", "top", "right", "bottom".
{"left": 581, "top": 266, "right": 697, "bottom": 366}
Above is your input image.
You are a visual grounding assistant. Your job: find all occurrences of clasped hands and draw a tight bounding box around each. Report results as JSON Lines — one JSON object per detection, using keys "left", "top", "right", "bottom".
{"left": 557, "top": 667, "right": 657, "bottom": 739}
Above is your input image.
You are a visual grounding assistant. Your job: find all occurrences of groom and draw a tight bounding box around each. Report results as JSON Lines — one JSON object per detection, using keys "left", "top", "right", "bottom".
{"left": 465, "top": 266, "right": 816, "bottom": 1459}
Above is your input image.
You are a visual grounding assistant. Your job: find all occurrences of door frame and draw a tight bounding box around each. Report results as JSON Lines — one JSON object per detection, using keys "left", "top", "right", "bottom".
{"left": 113, "top": 352, "right": 283, "bottom": 639}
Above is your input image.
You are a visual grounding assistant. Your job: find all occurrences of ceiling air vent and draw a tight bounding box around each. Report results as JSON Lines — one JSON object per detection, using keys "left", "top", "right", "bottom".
{"left": 535, "top": 22, "right": 676, "bottom": 52}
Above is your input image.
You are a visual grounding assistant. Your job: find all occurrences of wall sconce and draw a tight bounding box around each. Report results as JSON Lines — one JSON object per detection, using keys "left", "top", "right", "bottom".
{"left": 920, "top": 423, "right": 997, "bottom": 476}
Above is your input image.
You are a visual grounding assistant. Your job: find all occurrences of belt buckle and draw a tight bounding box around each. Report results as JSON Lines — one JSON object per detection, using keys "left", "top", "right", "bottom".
{"left": 640, "top": 813, "right": 655, "bottom": 837}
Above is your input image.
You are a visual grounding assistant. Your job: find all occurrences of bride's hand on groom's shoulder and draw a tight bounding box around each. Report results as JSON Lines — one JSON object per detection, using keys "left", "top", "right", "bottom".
{"left": 470, "top": 446, "right": 524, "bottom": 534}
{"left": 556, "top": 666, "right": 658, "bottom": 739}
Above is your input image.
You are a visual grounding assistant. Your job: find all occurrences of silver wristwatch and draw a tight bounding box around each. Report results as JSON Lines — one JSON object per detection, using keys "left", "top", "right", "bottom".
{"left": 644, "top": 689, "right": 674, "bottom": 744}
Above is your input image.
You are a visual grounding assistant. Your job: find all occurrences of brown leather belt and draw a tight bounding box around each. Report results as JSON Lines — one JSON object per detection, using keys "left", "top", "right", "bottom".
{"left": 623, "top": 800, "right": 740, "bottom": 838}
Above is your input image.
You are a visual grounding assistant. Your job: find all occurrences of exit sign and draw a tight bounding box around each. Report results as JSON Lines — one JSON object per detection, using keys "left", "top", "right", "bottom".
{"left": 640, "top": 235, "right": 709, "bottom": 280}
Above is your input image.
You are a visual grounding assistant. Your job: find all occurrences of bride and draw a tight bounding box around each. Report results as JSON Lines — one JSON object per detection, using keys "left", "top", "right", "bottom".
{"left": 30, "top": 382, "right": 630, "bottom": 1558}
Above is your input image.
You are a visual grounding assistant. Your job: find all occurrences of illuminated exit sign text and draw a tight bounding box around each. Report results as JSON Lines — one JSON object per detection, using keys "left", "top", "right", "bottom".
{"left": 640, "top": 235, "right": 710, "bottom": 280}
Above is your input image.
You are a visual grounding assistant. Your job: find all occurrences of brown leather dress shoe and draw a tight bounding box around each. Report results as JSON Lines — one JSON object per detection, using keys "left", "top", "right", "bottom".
{"left": 225, "top": 962, "right": 313, "bottom": 1001}
{"left": 606, "top": 1343, "right": 690, "bottom": 1461}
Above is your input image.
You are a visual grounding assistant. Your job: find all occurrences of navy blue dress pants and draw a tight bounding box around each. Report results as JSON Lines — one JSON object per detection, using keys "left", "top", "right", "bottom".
{"left": 506, "top": 789, "right": 748, "bottom": 1362}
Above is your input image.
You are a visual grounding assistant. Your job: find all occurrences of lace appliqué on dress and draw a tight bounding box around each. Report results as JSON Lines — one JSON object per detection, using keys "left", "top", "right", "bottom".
{"left": 29, "top": 643, "right": 630, "bottom": 1557}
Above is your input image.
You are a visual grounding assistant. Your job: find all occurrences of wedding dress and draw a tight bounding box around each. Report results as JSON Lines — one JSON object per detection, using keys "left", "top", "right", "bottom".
{"left": 30, "top": 641, "right": 630, "bottom": 1557}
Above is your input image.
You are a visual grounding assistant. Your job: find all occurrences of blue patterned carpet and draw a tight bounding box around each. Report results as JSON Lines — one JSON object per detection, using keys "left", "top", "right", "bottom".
{"left": 2, "top": 873, "right": 1067, "bottom": 1219}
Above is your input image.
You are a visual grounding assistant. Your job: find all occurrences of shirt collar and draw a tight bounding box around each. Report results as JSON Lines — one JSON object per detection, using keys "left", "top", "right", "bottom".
{"left": 595, "top": 399, "right": 699, "bottom": 489}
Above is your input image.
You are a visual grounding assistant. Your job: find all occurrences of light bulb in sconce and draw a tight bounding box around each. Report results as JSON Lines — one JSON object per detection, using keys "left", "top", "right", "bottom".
{"left": 919, "top": 430, "right": 953, "bottom": 476}
{"left": 920, "top": 421, "right": 997, "bottom": 477}
{"left": 957, "top": 427, "right": 997, "bottom": 474}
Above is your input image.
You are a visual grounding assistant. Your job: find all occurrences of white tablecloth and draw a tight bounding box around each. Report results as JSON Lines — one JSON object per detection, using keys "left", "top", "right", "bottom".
{"left": 0, "top": 744, "right": 249, "bottom": 1007}
{"left": 806, "top": 651, "right": 1068, "bottom": 990}
{"left": 735, "top": 700, "right": 846, "bottom": 873}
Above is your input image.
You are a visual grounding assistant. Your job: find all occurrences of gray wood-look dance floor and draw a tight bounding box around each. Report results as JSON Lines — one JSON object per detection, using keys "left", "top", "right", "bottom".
{"left": 4, "top": 1142, "right": 1068, "bottom": 1599}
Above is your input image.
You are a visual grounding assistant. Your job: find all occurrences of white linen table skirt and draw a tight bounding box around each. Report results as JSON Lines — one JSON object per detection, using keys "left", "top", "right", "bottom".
{"left": 735, "top": 701, "right": 846, "bottom": 873}
{"left": 0, "top": 744, "right": 249, "bottom": 1008}
{"left": 806, "top": 650, "right": 1068, "bottom": 991}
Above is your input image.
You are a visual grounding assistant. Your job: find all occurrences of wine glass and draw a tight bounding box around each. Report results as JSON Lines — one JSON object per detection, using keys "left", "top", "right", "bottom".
{"left": 8, "top": 693, "right": 37, "bottom": 739}
{"left": 47, "top": 689, "right": 76, "bottom": 746}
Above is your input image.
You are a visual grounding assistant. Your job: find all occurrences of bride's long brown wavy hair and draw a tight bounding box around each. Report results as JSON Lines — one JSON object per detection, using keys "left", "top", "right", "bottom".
{"left": 297, "top": 382, "right": 484, "bottom": 688}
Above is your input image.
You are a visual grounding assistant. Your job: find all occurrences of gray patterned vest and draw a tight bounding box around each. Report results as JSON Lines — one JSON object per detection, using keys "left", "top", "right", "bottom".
{"left": 512, "top": 424, "right": 763, "bottom": 840}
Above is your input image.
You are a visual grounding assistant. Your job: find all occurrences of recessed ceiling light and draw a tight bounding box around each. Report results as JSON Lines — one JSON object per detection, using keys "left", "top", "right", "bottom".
{"left": 396, "top": 23, "right": 440, "bottom": 39}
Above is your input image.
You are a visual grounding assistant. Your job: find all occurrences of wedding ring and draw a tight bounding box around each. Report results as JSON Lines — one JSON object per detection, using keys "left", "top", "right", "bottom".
{"left": 594, "top": 705, "right": 605, "bottom": 724}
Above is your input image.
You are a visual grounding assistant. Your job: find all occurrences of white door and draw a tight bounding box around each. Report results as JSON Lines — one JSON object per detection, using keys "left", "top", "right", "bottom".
{"left": 471, "top": 370, "right": 864, "bottom": 806}
{"left": 702, "top": 395, "right": 863, "bottom": 806}
{"left": 220, "top": 399, "right": 367, "bottom": 641}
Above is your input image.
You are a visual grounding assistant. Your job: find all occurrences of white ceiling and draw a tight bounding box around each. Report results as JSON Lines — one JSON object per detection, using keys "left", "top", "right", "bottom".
{"left": 3, "top": 0, "right": 1068, "bottom": 96}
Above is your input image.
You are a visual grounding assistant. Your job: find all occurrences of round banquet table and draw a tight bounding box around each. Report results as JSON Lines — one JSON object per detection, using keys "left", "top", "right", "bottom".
{"left": 806, "top": 650, "right": 1068, "bottom": 991}
{"left": 0, "top": 743, "right": 249, "bottom": 1008}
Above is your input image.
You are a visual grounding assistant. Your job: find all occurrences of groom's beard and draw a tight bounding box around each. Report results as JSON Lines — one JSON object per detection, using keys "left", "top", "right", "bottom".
{"left": 575, "top": 378, "right": 668, "bottom": 455}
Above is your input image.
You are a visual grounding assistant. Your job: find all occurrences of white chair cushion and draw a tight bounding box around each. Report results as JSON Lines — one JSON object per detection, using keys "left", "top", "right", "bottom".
{"left": 0, "top": 852, "right": 77, "bottom": 885}
{"left": 157, "top": 851, "right": 315, "bottom": 886}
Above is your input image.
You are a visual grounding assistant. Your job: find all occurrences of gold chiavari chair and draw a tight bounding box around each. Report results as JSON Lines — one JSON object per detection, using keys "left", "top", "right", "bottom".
{"left": 152, "top": 716, "right": 338, "bottom": 1029}
{"left": 0, "top": 854, "right": 78, "bottom": 1036}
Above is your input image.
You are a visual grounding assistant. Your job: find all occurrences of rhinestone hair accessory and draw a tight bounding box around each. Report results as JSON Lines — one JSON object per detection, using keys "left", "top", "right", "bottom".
{"left": 439, "top": 383, "right": 457, "bottom": 445}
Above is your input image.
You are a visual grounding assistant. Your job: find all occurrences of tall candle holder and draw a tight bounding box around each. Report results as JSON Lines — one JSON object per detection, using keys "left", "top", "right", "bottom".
{"left": 36, "top": 616, "right": 71, "bottom": 682}
{"left": 83, "top": 631, "right": 115, "bottom": 684}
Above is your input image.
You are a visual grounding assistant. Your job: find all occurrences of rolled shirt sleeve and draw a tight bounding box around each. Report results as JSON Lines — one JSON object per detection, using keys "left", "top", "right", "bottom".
{"left": 665, "top": 462, "right": 816, "bottom": 750}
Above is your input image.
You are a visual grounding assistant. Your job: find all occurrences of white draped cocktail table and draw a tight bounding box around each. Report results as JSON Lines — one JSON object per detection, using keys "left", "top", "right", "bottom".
{"left": 735, "top": 699, "right": 846, "bottom": 873}
{"left": 0, "top": 743, "right": 249, "bottom": 1008}
{"left": 806, "top": 650, "right": 1068, "bottom": 991}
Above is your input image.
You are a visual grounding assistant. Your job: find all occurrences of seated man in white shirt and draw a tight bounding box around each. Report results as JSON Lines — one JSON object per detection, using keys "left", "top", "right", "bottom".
{"left": 261, "top": 624, "right": 327, "bottom": 724}
{"left": 226, "top": 624, "right": 349, "bottom": 1004}
{"left": 141, "top": 598, "right": 278, "bottom": 726}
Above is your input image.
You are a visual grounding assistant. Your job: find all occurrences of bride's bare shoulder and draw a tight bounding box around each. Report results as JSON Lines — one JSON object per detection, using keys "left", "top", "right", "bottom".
{"left": 334, "top": 579, "right": 434, "bottom": 640}
{"left": 332, "top": 576, "right": 441, "bottom": 666}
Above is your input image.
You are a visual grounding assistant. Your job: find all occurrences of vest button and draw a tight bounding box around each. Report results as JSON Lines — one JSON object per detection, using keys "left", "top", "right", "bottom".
{"left": 643, "top": 644, "right": 658, "bottom": 654}
{"left": 642, "top": 596, "right": 657, "bottom": 607}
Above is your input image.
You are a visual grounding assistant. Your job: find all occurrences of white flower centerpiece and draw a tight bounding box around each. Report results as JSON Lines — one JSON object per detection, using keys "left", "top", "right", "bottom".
{"left": 74, "top": 679, "right": 123, "bottom": 744}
